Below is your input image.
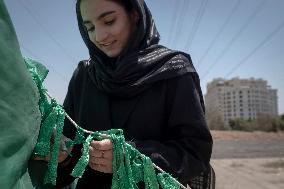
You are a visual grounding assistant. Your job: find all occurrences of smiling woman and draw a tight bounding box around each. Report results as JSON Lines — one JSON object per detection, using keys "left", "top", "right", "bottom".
{"left": 32, "top": 0, "right": 213, "bottom": 188}
{"left": 80, "top": 0, "right": 138, "bottom": 58}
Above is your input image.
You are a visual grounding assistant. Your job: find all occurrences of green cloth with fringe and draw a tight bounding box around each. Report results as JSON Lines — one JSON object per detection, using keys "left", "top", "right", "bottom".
{"left": 0, "top": 1, "right": 42, "bottom": 188}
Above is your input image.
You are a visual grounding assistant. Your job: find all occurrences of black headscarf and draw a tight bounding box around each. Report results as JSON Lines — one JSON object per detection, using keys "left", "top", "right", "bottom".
{"left": 76, "top": 0, "right": 204, "bottom": 110}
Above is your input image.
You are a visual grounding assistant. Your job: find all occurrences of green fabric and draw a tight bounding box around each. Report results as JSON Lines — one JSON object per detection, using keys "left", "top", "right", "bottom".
{"left": 0, "top": 1, "right": 41, "bottom": 188}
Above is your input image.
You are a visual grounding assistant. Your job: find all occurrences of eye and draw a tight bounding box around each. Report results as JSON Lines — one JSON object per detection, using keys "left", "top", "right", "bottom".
{"left": 87, "top": 26, "right": 95, "bottom": 32}
{"left": 105, "top": 19, "right": 115, "bottom": 25}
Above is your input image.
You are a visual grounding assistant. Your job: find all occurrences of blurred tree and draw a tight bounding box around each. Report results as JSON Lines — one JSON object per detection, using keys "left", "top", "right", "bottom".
{"left": 205, "top": 106, "right": 227, "bottom": 130}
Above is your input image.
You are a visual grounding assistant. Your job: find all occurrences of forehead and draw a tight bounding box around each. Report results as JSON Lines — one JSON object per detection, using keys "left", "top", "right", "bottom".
{"left": 80, "top": 0, "right": 125, "bottom": 20}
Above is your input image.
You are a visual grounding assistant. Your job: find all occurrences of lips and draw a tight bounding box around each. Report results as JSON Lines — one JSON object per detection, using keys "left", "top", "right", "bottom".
{"left": 100, "top": 41, "right": 115, "bottom": 47}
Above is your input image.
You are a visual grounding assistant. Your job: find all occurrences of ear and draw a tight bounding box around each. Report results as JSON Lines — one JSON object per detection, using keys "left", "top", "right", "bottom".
{"left": 130, "top": 10, "right": 139, "bottom": 23}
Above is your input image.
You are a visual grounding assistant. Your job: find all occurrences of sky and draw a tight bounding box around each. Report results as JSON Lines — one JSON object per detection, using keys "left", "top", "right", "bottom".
{"left": 4, "top": 0, "right": 284, "bottom": 114}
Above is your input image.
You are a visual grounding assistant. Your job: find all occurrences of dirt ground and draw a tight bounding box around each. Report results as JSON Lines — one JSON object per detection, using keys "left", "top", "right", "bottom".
{"left": 211, "top": 158, "right": 284, "bottom": 189}
{"left": 211, "top": 130, "right": 284, "bottom": 141}
{"left": 210, "top": 130, "right": 284, "bottom": 189}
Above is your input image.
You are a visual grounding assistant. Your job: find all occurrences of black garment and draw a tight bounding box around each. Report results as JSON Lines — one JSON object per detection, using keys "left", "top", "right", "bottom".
{"left": 76, "top": 0, "right": 204, "bottom": 100}
{"left": 57, "top": 0, "right": 213, "bottom": 188}
{"left": 57, "top": 61, "right": 212, "bottom": 188}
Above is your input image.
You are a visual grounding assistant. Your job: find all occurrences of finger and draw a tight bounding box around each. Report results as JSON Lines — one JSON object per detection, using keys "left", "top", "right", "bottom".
{"left": 32, "top": 156, "right": 48, "bottom": 161}
{"left": 57, "top": 151, "right": 69, "bottom": 163}
{"left": 90, "top": 139, "right": 112, "bottom": 150}
{"left": 89, "top": 148, "right": 112, "bottom": 159}
{"left": 89, "top": 157, "right": 110, "bottom": 165}
{"left": 89, "top": 162, "right": 112, "bottom": 173}
{"left": 100, "top": 150, "right": 112, "bottom": 160}
{"left": 32, "top": 154, "right": 50, "bottom": 161}
{"left": 89, "top": 147, "right": 103, "bottom": 158}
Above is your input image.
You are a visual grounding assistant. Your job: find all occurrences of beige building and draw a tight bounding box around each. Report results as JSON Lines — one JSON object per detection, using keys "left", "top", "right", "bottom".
{"left": 205, "top": 77, "right": 278, "bottom": 124}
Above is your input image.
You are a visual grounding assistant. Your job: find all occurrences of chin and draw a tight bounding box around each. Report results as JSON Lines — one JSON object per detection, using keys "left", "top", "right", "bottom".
{"left": 105, "top": 50, "right": 121, "bottom": 58}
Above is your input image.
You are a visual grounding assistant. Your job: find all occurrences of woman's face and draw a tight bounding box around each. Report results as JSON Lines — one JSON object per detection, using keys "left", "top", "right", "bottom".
{"left": 80, "top": 0, "right": 137, "bottom": 58}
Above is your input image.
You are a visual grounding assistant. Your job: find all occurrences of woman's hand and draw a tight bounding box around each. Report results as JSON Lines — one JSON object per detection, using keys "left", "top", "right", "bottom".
{"left": 32, "top": 135, "right": 73, "bottom": 163}
{"left": 88, "top": 139, "right": 113, "bottom": 173}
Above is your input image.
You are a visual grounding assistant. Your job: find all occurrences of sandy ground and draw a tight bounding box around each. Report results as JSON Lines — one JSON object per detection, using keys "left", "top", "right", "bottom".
{"left": 211, "top": 158, "right": 284, "bottom": 189}
{"left": 210, "top": 131, "right": 284, "bottom": 189}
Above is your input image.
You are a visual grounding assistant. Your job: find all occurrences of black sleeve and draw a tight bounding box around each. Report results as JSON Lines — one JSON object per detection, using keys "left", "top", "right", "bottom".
{"left": 133, "top": 74, "right": 213, "bottom": 184}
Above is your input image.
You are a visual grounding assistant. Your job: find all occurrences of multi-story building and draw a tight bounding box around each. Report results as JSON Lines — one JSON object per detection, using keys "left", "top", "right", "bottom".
{"left": 205, "top": 77, "right": 278, "bottom": 124}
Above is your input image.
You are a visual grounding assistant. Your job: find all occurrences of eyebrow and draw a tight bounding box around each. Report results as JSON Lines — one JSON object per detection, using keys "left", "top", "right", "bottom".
{"left": 83, "top": 11, "right": 116, "bottom": 25}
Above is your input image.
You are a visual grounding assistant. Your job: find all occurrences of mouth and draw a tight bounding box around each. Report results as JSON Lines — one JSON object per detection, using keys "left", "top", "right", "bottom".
{"left": 100, "top": 41, "right": 116, "bottom": 47}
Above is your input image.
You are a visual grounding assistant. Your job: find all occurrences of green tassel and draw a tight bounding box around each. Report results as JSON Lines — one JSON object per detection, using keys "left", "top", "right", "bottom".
{"left": 24, "top": 58, "right": 50, "bottom": 117}
{"left": 143, "top": 157, "right": 159, "bottom": 189}
{"left": 33, "top": 105, "right": 57, "bottom": 157}
{"left": 65, "top": 127, "right": 85, "bottom": 151}
{"left": 131, "top": 155, "right": 144, "bottom": 183}
{"left": 44, "top": 105, "right": 65, "bottom": 185}
{"left": 71, "top": 133, "right": 95, "bottom": 178}
{"left": 25, "top": 57, "right": 185, "bottom": 188}
{"left": 157, "top": 173, "right": 180, "bottom": 189}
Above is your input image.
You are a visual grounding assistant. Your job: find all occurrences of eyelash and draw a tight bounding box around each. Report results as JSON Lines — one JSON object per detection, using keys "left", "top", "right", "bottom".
{"left": 86, "top": 20, "right": 115, "bottom": 33}
{"left": 105, "top": 20, "right": 115, "bottom": 25}
{"left": 87, "top": 27, "right": 95, "bottom": 32}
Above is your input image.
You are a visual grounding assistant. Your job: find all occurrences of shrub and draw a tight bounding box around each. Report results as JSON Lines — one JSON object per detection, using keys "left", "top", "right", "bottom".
{"left": 205, "top": 107, "right": 228, "bottom": 130}
{"left": 229, "top": 118, "right": 252, "bottom": 131}
{"left": 228, "top": 114, "right": 284, "bottom": 132}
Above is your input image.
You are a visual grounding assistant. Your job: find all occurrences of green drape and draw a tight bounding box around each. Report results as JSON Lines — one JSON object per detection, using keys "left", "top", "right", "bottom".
{"left": 0, "top": 1, "right": 41, "bottom": 188}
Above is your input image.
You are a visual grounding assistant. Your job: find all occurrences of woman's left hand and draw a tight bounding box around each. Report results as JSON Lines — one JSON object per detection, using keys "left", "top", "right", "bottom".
{"left": 89, "top": 139, "right": 113, "bottom": 173}
{"left": 32, "top": 135, "right": 73, "bottom": 163}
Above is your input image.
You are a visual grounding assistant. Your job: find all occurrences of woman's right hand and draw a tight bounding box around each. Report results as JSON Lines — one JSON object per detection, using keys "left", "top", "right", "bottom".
{"left": 88, "top": 139, "right": 113, "bottom": 173}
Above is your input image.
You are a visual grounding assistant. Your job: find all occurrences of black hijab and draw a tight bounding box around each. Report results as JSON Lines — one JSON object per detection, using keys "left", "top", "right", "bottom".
{"left": 76, "top": 0, "right": 204, "bottom": 110}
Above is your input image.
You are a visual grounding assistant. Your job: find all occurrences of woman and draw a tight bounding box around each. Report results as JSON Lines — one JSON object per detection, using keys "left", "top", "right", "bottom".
{"left": 57, "top": 0, "right": 213, "bottom": 188}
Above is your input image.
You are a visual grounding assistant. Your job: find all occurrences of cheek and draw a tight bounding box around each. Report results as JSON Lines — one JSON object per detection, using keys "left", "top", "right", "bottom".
{"left": 88, "top": 33, "right": 101, "bottom": 49}
{"left": 117, "top": 23, "right": 132, "bottom": 44}
{"left": 88, "top": 33, "right": 96, "bottom": 44}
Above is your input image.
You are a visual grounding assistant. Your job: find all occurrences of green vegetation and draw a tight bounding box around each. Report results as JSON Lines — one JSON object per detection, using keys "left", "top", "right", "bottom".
{"left": 228, "top": 114, "right": 284, "bottom": 132}
{"left": 206, "top": 111, "right": 284, "bottom": 132}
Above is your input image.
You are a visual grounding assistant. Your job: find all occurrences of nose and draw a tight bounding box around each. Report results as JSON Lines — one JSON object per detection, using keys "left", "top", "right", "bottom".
{"left": 95, "top": 27, "right": 109, "bottom": 44}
